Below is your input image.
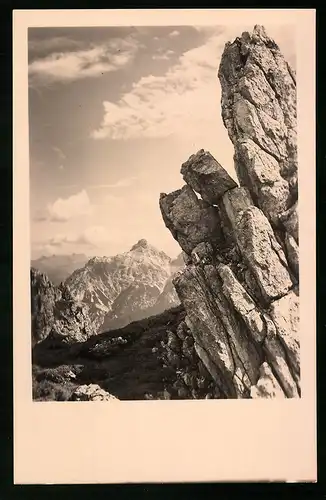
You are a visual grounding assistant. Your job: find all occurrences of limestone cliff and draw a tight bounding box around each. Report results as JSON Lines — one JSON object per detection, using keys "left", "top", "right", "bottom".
{"left": 159, "top": 25, "right": 299, "bottom": 398}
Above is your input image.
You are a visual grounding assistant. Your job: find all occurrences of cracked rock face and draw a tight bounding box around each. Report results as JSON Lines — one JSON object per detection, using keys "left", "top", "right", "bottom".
{"left": 218, "top": 25, "right": 297, "bottom": 232}
{"left": 235, "top": 205, "right": 294, "bottom": 303}
{"left": 159, "top": 185, "right": 224, "bottom": 255}
{"left": 159, "top": 25, "right": 299, "bottom": 398}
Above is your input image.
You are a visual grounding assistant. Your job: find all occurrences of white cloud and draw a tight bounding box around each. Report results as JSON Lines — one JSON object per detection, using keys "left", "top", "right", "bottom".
{"left": 91, "top": 30, "right": 229, "bottom": 141}
{"left": 102, "top": 188, "right": 153, "bottom": 208}
{"left": 46, "top": 225, "right": 110, "bottom": 249}
{"left": 193, "top": 26, "right": 222, "bottom": 35}
{"left": 88, "top": 176, "right": 137, "bottom": 189}
{"left": 169, "top": 30, "right": 180, "bottom": 37}
{"left": 58, "top": 184, "right": 78, "bottom": 189}
{"left": 36, "top": 190, "right": 93, "bottom": 222}
{"left": 152, "top": 54, "right": 169, "bottom": 61}
{"left": 77, "top": 226, "right": 110, "bottom": 246}
{"left": 29, "top": 35, "right": 142, "bottom": 87}
{"left": 152, "top": 49, "right": 174, "bottom": 61}
{"left": 103, "top": 194, "right": 124, "bottom": 205}
{"left": 52, "top": 146, "right": 66, "bottom": 161}
{"left": 29, "top": 36, "right": 83, "bottom": 56}
{"left": 91, "top": 25, "right": 296, "bottom": 143}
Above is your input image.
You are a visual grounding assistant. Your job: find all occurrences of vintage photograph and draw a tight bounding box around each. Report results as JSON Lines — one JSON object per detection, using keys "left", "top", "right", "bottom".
{"left": 29, "top": 23, "right": 299, "bottom": 402}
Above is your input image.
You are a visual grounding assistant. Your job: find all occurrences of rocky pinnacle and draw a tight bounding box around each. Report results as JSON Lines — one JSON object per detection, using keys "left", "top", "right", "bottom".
{"left": 159, "top": 25, "right": 299, "bottom": 398}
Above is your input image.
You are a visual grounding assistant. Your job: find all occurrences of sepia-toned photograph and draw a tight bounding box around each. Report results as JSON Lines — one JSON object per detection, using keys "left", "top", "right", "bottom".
{"left": 13, "top": 8, "right": 317, "bottom": 485}
{"left": 29, "top": 22, "right": 300, "bottom": 402}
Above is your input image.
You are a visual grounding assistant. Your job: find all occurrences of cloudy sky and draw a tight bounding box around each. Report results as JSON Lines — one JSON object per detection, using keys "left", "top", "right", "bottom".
{"left": 29, "top": 24, "right": 296, "bottom": 259}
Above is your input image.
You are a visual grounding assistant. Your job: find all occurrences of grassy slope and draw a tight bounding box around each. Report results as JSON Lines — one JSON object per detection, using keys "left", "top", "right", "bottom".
{"left": 32, "top": 305, "right": 186, "bottom": 401}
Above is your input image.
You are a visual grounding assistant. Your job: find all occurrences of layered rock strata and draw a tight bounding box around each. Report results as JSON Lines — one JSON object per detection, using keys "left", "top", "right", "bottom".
{"left": 159, "top": 25, "right": 299, "bottom": 398}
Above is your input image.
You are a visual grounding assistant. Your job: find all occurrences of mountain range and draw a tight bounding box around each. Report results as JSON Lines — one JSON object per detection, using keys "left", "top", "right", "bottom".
{"left": 31, "top": 240, "right": 184, "bottom": 338}
{"left": 31, "top": 253, "right": 89, "bottom": 285}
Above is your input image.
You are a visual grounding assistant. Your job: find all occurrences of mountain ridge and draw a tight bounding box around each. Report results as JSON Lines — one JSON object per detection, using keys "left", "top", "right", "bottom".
{"left": 31, "top": 253, "right": 89, "bottom": 285}
{"left": 63, "top": 239, "right": 182, "bottom": 332}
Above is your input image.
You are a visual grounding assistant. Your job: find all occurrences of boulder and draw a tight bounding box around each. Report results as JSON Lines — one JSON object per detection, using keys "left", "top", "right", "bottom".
{"left": 159, "top": 185, "right": 224, "bottom": 255}
{"left": 70, "top": 384, "right": 119, "bottom": 401}
{"left": 180, "top": 149, "right": 237, "bottom": 204}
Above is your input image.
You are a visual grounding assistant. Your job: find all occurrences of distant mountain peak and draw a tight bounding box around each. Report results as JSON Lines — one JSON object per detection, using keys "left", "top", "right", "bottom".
{"left": 62, "top": 239, "right": 179, "bottom": 333}
{"left": 130, "top": 239, "right": 149, "bottom": 251}
{"left": 129, "top": 239, "right": 172, "bottom": 263}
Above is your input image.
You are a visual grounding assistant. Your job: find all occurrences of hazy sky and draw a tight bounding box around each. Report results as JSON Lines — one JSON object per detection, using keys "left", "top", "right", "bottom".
{"left": 29, "top": 24, "right": 296, "bottom": 260}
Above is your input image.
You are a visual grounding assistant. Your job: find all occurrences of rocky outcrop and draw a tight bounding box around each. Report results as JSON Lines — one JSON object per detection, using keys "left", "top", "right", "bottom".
{"left": 160, "top": 185, "right": 225, "bottom": 255}
{"left": 31, "top": 268, "right": 61, "bottom": 345}
{"left": 181, "top": 150, "right": 238, "bottom": 204}
{"left": 31, "top": 268, "right": 96, "bottom": 345}
{"left": 218, "top": 24, "right": 298, "bottom": 240}
{"left": 159, "top": 25, "right": 299, "bottom": 398}
{"left": 69, "top": 384, "right": 119, "bottom": 401}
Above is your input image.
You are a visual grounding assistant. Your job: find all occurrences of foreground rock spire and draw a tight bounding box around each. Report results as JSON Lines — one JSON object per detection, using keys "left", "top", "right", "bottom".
{"left": 159, "top": 25, "right": 299, "bottom": 398}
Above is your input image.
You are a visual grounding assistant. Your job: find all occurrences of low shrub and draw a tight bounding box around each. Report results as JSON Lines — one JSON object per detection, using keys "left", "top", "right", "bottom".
{"left": 33, "top": 378, "right": 76, "bottom": 401}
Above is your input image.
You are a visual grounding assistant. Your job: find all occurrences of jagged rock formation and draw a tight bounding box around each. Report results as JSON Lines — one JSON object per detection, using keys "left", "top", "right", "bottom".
{"left": 31, "top": 253, "right": 89, "bottom": 285}
{"left": 65, "top": 240, "right": 182, "bottom": 332}
{"left": 159, "top": 25, "right": 299, "bottom": 399}
{"left": 31, "top": 268, "right": 96, "bottom": 346}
